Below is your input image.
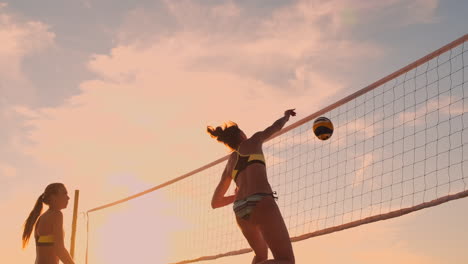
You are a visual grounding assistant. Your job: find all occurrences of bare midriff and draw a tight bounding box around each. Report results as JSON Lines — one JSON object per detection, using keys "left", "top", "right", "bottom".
{"left": 35, "top": 247, "right": 59, "bottom": 264}
{"left": 235, "top": 163, "right": 273, "bottom": 201}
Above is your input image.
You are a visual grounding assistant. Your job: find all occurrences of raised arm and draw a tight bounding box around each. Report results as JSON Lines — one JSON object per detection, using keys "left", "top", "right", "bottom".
{"left": 52, "top": 211, "right": 75, "bottom": 264}
{"left": 254, "top": 109, "right": 296, "bottom": 142}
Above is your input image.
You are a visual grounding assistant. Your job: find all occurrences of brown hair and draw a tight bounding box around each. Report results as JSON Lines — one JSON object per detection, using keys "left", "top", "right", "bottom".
{"left": 207, "top": 121, "right": 243, "bottom": 151}
{"left": 22, "top": 183, "right": 65, "bottom": 249}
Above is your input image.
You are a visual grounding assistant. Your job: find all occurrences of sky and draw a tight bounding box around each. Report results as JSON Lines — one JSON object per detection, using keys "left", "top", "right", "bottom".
{"left": 1, "top": 0, "right": 468, "bottom": 263}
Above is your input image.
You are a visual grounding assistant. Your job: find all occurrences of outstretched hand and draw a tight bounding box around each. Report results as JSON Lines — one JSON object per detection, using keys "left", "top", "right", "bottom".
{"left": 284, "top": 109, "right": 296, "bottom": 117}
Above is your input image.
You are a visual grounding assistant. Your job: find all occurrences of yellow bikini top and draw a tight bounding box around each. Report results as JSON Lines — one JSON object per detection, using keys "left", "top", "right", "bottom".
{"left": 231, "top": 150, "right": 266, "bottom": 181}
{"left": 35, "top": 235, "right": 55, "bottom": 246}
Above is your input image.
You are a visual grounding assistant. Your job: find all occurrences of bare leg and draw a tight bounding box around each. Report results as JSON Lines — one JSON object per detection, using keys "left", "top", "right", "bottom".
{"left": 236, "top": 216, "right": 268, "bottom": 264}
{"left": 251, "top": 196, "right": 295, "bottom": 264}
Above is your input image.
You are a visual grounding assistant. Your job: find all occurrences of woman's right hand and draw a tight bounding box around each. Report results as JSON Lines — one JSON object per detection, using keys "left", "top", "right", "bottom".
{"left": 257, "top": 108, "right": 297, "bottom": 141}
{"left": 284, "top": 109, "right": 296, "bottom": 117}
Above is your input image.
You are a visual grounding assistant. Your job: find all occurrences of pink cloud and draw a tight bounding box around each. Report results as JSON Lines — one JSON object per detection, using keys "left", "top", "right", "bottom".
{"left": 14, "top": 0, "right": 369, "bottom": 222}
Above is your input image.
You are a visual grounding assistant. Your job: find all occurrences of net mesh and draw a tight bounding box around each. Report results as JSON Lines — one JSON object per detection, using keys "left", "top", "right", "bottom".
{"left": 77, "top": 35, "right": 468, "bottom": 264}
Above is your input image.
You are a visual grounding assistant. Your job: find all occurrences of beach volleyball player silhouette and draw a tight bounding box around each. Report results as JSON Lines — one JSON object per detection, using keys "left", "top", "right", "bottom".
{"left": 208, "top": 109, "right": 296, "bottom": 264}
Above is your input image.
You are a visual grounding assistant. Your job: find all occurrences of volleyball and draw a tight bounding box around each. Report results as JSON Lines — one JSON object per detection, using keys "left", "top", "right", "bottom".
{"left": 313, "top": 117, "right": 334, "bottom": 140}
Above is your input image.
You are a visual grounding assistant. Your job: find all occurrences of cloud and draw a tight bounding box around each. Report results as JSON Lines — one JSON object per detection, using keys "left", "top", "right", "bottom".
{"left": 20, "top": 0, "right": 377, "bottom": 204}
{"left": 0, "top": 6, "right": 55, "bottom": 177}
{"left": 0, "top": 6, "right": 55, "bottom": 104}
{"left": 116, "top": 0, "right": 385, "bottom": 90}
{"left": 0, "top": 4, "right": 55, "bottom": 192}
{"left": 0, "top": 9, "right": 55, "bottom": 202}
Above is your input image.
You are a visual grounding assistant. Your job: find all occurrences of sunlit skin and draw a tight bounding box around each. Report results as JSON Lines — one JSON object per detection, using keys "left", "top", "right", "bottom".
{"left": 30, "top": 184, "right": 74, "bottom": 264}
{"left": 211, "top": 109, "right": 296, "bottom": 264}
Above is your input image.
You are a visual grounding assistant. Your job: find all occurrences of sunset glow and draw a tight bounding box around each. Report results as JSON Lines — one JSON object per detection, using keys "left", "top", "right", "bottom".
{"left": 2, "top": 1, "right": 468, "bottom": 264}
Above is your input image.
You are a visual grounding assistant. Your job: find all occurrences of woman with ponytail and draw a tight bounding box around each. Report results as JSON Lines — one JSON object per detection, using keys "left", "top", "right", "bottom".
{"left": 22, "top": 183, "right": 75, "bottom": 264}
{"left": 207, "top": 109, "right": 296, "bottom": 264}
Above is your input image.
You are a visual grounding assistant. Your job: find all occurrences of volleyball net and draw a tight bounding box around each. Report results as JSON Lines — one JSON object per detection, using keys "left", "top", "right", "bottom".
{"left": 76, "top": 34, "right": 468, "bottom": 264}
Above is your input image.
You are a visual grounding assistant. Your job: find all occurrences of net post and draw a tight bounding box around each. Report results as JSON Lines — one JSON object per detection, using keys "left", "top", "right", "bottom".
{"left": 70, "top": 189, "right": 80, "bottom": 259}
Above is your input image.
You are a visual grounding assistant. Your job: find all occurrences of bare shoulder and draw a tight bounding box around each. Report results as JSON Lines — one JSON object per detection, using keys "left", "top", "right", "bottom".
{"left": 251, "top": 131, "right": 263, "bottom": 140}
{"left": 247, "top": 132, "right": 265, "bottom": 146}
